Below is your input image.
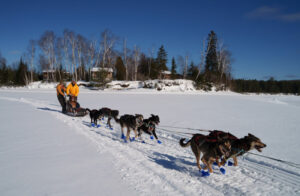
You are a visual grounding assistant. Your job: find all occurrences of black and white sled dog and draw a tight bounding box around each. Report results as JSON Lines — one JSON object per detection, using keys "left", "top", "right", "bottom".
{"left": 138, "top": 114, "right": 161, "bottom": 143}
{"left": 115, "top": 114, "right": 144, "bottom": 142}
{"left": 86, "top": 107, "right": 119, "bottom": 127}
{"left": 86, "top": 108, "right": 102, "bottom": 125}
{"left": 98, "top": 107, "right": 119, "bottom": 128}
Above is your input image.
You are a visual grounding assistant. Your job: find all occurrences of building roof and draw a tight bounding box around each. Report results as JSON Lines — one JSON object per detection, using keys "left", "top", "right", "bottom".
{"left": 161, "top": 70, "right": 171, "bottom": 75}
{"left": 42, "top": 69, "right": 56, "bottom": 73}
{"left": 91, "top": 67, "right": 113, "bottom": 73}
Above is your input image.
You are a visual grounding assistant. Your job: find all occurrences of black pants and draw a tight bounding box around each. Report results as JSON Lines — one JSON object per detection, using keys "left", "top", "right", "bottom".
{"left": 57, "top": 94, "right": 66, "bottom": 113}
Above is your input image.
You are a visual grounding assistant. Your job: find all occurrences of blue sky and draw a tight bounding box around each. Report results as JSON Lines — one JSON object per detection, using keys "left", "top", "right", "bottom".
{"left": 0, "top": 0, "right": 300, "bottom": 80}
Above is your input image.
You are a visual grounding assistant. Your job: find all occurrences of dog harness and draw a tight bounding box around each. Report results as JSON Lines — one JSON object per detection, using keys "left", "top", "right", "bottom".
{"left": 194, "top": 134, "right": 218, "bottom": 145}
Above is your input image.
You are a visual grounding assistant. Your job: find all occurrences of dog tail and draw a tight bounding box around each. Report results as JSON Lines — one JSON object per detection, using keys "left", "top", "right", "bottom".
{"left": 85, "top": 108, "right": 91, "bottom": 113}
{"left": 179, "top": 138, "right": 191, "bottom": 147}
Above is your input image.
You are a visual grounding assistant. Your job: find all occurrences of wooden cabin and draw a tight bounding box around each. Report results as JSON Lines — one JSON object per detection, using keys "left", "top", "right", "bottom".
{"left": 91, "top": 67, "right": 114, "bottom": 81}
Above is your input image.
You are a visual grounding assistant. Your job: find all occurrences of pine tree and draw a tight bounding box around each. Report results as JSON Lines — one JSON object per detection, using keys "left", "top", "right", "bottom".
{"left": 204, "top": 31, "right": 219, "bottom": 83}
{"left": 187, "top": 61, "right": 198, "bottom": 80}
{"left": 171, "top": 57, "right": 177, "bottom": 79}
{"left": 15, "top": 58, "right": 28, "bottom": 85}
{"left": 138, "top": 53, "right": 148, "bottom": 77}
{"left": 156, "top": 45, "right": 168, "bottom": 72}
{"left": 115, "top": 56, "right": 126, "bottom": 80}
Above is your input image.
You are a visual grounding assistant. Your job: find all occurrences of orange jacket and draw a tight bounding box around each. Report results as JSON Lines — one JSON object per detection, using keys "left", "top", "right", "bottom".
{"left": 66, "top": 83, "right": 79, "bottom": 97}
{"left": 56, "top": 84, "right": 66, "bottom": 96}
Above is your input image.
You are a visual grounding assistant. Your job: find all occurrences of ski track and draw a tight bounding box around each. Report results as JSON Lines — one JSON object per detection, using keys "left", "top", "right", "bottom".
{"left": 1, "top": 95, "right": 300, "bottom": 196}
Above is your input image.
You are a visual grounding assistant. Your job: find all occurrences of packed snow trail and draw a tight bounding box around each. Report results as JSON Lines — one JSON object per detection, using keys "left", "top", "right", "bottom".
{"left": 0, "top": 97, "right": 136, "bottom": 196}
{"left": 0, "top": 94, "right": 299, "bottom": 196}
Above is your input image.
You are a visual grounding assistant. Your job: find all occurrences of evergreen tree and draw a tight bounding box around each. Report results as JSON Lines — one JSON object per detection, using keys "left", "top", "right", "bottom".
{"left": 138, "top": 53, "right": 148, "bottom": 77}
{"left": 171, "top": 57, "right": 177, "bottom": 79}
{"left": 204, "top": 31, "right": 219, "bottom": 83}
{"left": 187, "top": 61, "right": 198, "bottom": 80}
{"left": 149, "top": 59, "right": 159, "bottom": 79}
{"left": 156, "top": 45, "right": 168, "bottom": 72}
{"left": 115, "top": 56, "right": 126, "bottom": 80}
{"left": 15, "top": 58, "right": 28, "bottom": 85}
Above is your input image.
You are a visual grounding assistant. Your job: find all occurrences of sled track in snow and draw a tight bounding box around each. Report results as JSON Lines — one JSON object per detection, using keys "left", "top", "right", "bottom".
{"left": 1, "top": 95, "right": 300, "bottom": 196}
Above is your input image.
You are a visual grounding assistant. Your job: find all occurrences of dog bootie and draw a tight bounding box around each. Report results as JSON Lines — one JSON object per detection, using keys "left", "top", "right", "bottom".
{"left": 123, "top": 139, "right": 127, "bottom": 143}
{"left": 157, "top": 140, "right": 162, "bottom": 144}
{"left": 150, "top": 136, "right": 154, "bottom": 140}
{"left": 228, "top": 161, "right": 233, "bottom": 166}
{"left": 121, "top": 134, "right": 125, "bottom": 139}
{"left": 91, "top": 123, "right": 95, "bottom": 127}
{"left": 109, "top": 127, "right": 113, "bottom": 130}
{"left": 200, "top": 170, "right": 210, "bottom": 177}
{"left": 97, "top": 124, "right": 101, "bottom": 128}
{"left": 142, "top": 140, "right": 146, "bottom": 143}
{"left": 213, "top": 162, "right": 218, "bottom": 166}
{"left": 220, "top": 168, "right": 226, "bottom": 174}
{"left": 102, "top": 117, "right": 104, "bottom": 120}
{"left": 130, "top": 137, "right": 135, "bottom": 142}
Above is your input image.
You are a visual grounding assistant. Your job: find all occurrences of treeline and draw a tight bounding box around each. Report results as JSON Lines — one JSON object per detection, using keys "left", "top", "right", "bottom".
{"left": 0, "top": 56, "right": 41, "bottom": 86}
{"left": 0, "top": 29, "right": 232, "bottom": 87}
{"left": 232, "top": 78, "right": 300, "bottom": 95}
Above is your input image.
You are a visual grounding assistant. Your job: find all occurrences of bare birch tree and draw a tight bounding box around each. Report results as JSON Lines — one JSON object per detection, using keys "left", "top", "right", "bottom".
{"left": 196, "top": 38, "right": 210, "bottom": 81}
{"left": 38, "top": 31, "right": 56, "bottom": 81}
{"left": 123, "top": 38, "right": 129, "bottom": 80}
{"left": 133, "top": 45, "right": 140, "bottom": 81}
{"left": 100, "top": 29, "right": 118, "bottom": 68}
{"left": 148, "top": 46, "right": 155, "bottom": 79}
{"left": 27, "top": 40, "right": 35, "bottom": 83}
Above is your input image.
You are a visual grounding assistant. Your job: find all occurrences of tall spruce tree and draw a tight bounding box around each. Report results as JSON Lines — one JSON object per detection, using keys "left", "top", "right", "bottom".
{"left": 171, "top": 57, "right": 177, "bottom": 79}
{"left": 156, "top": 45, "right": 168, "bottom": 72}
{"left": 204, "top": 31, "right": 219, "bottom": 83}
{"left": 138, "top": 53, "right": 148, "bottom": 77}
{"left": 15, "top": 58, "right": 28, "bottom": 85}
{"left": 115, "top": 56, "right": 126, "bottom": 80}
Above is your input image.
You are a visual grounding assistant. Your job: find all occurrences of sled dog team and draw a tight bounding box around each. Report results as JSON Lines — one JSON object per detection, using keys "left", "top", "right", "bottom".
{"left": 85, "top": 106, "right": 267, "bottom": 175}
{"left": 85, "top": 107, "right": 161, "bottom": 143}
{"left": 58, "top": 81, "right": 267, "bottom": 175}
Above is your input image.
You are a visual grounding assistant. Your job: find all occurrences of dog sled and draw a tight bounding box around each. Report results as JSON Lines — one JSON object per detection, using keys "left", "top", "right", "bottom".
{"left": 65, "top": 96, "right": 88, "bottom": 117}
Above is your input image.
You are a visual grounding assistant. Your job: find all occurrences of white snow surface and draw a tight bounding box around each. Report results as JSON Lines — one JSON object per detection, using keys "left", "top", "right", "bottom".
{"left": 0, "top": 87, "right": 300, "bottom": 196}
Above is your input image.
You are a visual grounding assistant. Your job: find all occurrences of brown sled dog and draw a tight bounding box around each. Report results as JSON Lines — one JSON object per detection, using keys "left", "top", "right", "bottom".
{"left": 180, "top": 134, "right": 231, "bottom": 173}
{"left": 115, "top": 114, "right": 144, "bottom": 141}
{"left": 207, "top": 130, "right": 267, "bottom": 166}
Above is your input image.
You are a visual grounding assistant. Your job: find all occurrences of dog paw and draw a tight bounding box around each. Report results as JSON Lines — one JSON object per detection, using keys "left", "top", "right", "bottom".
{"left": 121, "top": 134, "right": 125, "bottom": 139}
{"left": 220, "top": 168, "right": 226, "bottom": 174}
{"left": 200, "top": 170, "right": 210, "bottom": 177}
{"left": 228, "top": 161, "right": 233, "bottom": 166}
{"left": 150, "top": 136, "right": 154, "bottom": 140}
{"left": 157, "top": 140, "right": 162, "bottom": 144}
{"left": 130, "top": 137, "right": 135, "bottom": 142}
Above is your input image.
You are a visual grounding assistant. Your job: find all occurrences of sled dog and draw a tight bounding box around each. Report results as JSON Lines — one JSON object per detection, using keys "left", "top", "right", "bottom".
{"left": 86, "top": 108, "right": 102, "bottom": 125}
{"left": 115, "top": 114, "right": 144, "bottom": 141}
{"left": 138, "top": 114, "right": 160, "bottom": 140}
{"left": 99, "top": 107, "right": 119, "bottom": 128}
{"left": 180, "top": 134, "right": 231, "bottom": 173}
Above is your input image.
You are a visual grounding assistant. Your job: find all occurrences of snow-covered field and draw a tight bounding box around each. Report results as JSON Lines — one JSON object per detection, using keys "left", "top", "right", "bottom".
{"left": 0, "top": 87, "right": 300, "bottom": 195}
